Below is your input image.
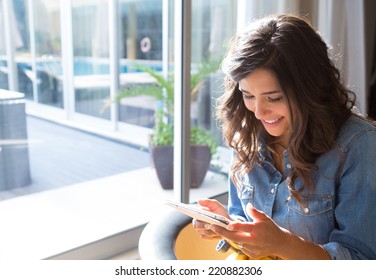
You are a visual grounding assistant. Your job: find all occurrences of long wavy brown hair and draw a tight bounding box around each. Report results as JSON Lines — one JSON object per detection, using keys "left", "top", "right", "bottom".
{"left": 216, "top": 14, "right": 357, "bottom": 198}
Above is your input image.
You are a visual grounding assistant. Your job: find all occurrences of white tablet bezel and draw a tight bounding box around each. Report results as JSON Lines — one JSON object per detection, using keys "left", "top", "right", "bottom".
{"left": 165, "top": 200, "right": 231, "bottom": 228}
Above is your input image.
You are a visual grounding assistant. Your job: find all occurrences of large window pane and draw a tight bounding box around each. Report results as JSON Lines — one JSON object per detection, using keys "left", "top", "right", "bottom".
{"left": 1, "top": 0, "right": 244, "bottom": 259}
{"left": 33, "top": 0, "right": 64, "bottom": 108}
{"left": 13, "top": 0, "right": 33, "bottom": 100}
{"left": 117, "top": 0, "right": 163, "bottom": 128}
{"left": 72, "top": 0, "right": 110, "bottom": 119}
{"left": 187, "top": 0, "right": 237, "bottom": 197}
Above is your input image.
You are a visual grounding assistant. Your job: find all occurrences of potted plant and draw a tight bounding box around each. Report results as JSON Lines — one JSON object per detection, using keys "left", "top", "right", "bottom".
{"left": 115, "top": 59, "right": 220, "bottom": 189}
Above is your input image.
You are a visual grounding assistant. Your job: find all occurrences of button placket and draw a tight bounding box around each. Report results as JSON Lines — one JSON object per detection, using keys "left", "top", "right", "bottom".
{"left": 264, "top": 182, "right": 279, "bottom": 217}
{"left": 270, "top": 182, "right": 278, "bottom": 195}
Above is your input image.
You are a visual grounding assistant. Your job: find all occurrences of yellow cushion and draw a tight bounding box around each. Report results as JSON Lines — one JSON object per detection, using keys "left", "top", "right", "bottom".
{"left": 174, "top": 223, "right": 232, "bottom": 260}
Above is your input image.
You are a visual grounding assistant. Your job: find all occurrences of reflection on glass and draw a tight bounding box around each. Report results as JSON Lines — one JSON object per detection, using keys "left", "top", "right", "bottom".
{"left": 117, "top": 0, "right": 163, "bottom": 128}
{"left": 33, "top": 0, "right": 64, "bottom": 108}
{"left": 11, "top": 0, "right": 32, "bottom": 99}
{"left": 0, "top": 0, "right": 8, "bottom": 90}
{"left": 190, "top": 0, "right": 236, "bottom": 180}
{"left": 71, "top": 0, "right": 111, "bottom": 119}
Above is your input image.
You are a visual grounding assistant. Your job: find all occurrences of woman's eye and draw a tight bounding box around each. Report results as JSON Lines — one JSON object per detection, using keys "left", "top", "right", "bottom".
{"left": 242, "top": 94, "right": 254, "bottom": 100}
{"left": 268, "top": 96, "right": 283, "bottom": 103}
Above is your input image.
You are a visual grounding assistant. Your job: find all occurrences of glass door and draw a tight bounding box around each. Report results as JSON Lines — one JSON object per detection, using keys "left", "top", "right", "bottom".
{"left": 33, "top": 0, "right": 64, "bottom": 108}
{"left": 71, "top": 0, "right": 111, "bottom": 120}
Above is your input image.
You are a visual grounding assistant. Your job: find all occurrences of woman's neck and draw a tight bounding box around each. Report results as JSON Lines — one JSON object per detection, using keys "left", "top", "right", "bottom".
{"left": 269, "top": 142, "right": 286, "bottom": 176}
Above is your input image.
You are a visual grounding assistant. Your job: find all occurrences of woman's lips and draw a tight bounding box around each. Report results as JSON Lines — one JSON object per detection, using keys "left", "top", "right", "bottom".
{"left": 261, "top": 117, "right": 283, "bottom": 127}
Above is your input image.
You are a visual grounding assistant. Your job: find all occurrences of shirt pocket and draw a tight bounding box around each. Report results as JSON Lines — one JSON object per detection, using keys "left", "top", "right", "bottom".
{"left": 287, "top": 194, "right": 334, "bottom": 244}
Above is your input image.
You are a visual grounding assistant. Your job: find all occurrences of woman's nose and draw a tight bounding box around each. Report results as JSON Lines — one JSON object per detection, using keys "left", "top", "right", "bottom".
{"left": 254, "top": 100, "right": 268, "bottom": 119}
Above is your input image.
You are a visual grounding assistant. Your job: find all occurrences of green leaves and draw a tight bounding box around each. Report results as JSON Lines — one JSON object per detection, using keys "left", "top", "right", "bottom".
{"left": 152, "top": 122, "right": 174, "bottom": 146}
{"left": 190, "top": 126, "right": 218, "bottom": 155}
{"left": 151, "top": 123, "right": 217, "bottom": 155}
{"left": 115, "top": 58, "right": 221, "bottom": 155}
{"left": 131, "top": 63, "right": 174, "bottom": 105}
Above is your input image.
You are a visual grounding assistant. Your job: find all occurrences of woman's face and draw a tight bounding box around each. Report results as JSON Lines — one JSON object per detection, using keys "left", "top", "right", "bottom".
{"left": 239, "top": 68, "right": 291, "bottom": 146}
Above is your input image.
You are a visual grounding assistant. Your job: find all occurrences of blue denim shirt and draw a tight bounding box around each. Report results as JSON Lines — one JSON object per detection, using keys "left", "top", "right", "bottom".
{"left": 228, "top": 115, "right": 376, "bottom": 259}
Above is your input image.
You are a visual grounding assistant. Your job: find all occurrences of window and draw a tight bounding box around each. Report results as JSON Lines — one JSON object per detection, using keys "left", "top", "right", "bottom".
{"left": 0, "top": 0, "right": 235, "bottom": 259}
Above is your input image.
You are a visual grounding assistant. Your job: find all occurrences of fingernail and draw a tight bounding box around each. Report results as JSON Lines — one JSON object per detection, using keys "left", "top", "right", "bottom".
{"left": 204, "top": 223, "right": 211, "bottom": 230}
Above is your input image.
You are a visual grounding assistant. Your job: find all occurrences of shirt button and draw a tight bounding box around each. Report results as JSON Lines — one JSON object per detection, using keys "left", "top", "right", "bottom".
{"left": 270, "top": 188, "right": 274, "bottom": 194}
{"left": 286, "top": 163, "right": 292, "bottom": 169}
{"left": 303, "top": 207, "right": 310, "bottom": 213}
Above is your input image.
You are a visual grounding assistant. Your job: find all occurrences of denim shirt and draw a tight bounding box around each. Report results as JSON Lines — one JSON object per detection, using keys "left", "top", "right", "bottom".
{"left": 228, "top": 115, "right": 376, "bottom": 259}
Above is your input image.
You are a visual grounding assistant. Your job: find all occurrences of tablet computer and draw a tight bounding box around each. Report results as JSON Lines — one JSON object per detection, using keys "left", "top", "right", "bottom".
{"left": 165, "top": 200, "right": 231, "bottom": 228}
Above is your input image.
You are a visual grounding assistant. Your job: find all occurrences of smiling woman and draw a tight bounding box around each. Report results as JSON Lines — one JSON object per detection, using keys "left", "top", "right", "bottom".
{"left": 1, "top": 0, "right": 373, "bottom": 262}
{"left": 193, "top": 14, "right": 376, "bottom": 260}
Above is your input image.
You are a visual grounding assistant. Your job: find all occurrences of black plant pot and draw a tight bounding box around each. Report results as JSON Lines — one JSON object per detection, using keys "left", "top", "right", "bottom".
{"left": 151, "top": 145, "right": 211, "bottom": 190}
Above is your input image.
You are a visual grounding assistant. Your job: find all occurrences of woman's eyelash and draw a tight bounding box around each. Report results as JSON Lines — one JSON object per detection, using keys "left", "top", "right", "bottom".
{"left": 242, "top": 94, "right": 283, "bottom": 103}
{"left": 242, "top": 93, "right": 254, "bottom": 100}
{"left": 268, "top": 96, "right": 283, "bottom": 103}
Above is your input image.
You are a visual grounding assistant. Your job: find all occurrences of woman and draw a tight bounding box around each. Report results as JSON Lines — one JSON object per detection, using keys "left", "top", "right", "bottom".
{"left": 193, "top": 14, "right": 376, "bottom": 260}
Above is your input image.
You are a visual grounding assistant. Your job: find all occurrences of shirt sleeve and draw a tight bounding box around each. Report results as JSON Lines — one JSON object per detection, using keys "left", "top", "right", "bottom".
{"left": 228, "top": 176, "right": 247, "bottom": 222}
{"left": 227, "top": 150, "right": 247, "bottom": 221}
{"left": 323, "top": 129, "right": 376, "bottom": 259}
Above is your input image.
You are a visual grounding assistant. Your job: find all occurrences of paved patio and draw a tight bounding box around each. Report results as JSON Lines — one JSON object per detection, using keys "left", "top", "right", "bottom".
{"left": 0, "top": 115, "right": 229, "bottom": 259}
{"left": 0, "top": 115, "right": 150, "bottom": 201}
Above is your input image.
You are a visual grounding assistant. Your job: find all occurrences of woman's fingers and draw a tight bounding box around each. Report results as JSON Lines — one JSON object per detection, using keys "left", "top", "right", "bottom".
{"left": 226, "top": 221, "right": 255, "bottom": 232}
{"left": 192, "top": 219, "right": 222, "bottom": 239}
{"left": 218, "top": 224, "right": 252, "bottom": 239}
{"left": 192, "top": 218, "right": 208, "bottom": 229}
{"left": 196, "top": 199, "right": 229, "bottom": 218}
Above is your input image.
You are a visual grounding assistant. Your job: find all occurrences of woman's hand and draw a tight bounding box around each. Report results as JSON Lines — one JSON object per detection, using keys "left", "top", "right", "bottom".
{"left": 209, "top": 203, "right": 289, "bottom": 259}
{"left": 194, "top": 201, "right": 331, "bottom": 259}
{"left": 192, "top": 198, "right": 231, "bottom": 240}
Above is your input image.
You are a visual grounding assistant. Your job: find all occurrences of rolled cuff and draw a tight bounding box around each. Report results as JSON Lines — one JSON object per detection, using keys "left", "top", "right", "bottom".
{"left": 322, "top": 242, "right": 352, "bottom": 260}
